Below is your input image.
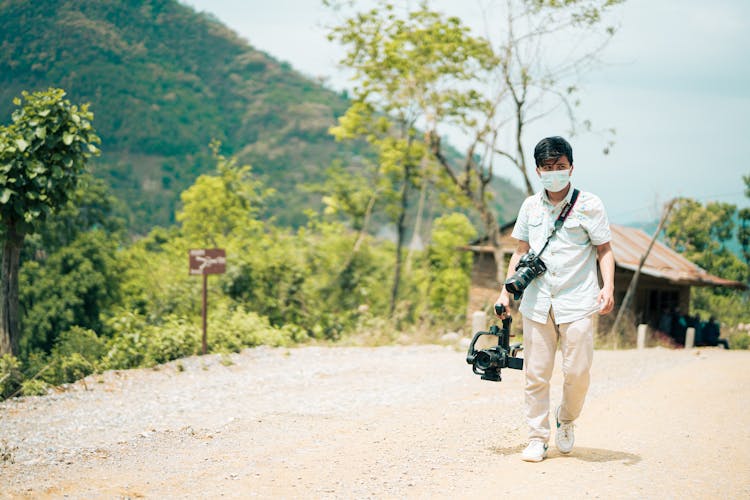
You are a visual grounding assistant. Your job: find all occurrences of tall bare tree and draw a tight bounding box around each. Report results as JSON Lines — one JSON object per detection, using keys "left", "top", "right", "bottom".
{"left": 427, "top": 0, "right": 623, "bottom": 280}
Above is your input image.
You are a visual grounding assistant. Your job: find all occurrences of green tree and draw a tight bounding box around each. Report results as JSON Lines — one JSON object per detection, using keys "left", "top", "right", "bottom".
{"left": 0, "top": 89, "right": 100, "bottom": 355}
{"left": 738, "top": 175, "right": 750, "bottom": 265}
{"left": 316, "top": 160, "right": 380, "bottom": 256}
{"left": 664, "top": 198, "right": 748, "bottom": 283}
{"left": 328, "top": 1, "right": 496, "bottom": 315}
{"left": 425, "top": 213, "right": 476, "bottom": 321}
{"left": 428, "top": 0, "right": 623, "bottom": 284}
{"left": 329, "top": 0, "right": 623, "bottom": 291}
{"left": 176, "top": 142, "right": 270, "bottom": 247}
{"left": 22, "top": 173, "right": 125, "bottom": 261}
{"left": 479, "top": 0, "right": 623, "bottom": 196}
{"left": 664, "top": 195, "right": 749, "bottom": 329}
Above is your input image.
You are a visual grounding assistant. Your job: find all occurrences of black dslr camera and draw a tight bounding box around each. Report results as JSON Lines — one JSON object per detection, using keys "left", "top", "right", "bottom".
{"left": 466, "top": 305, "right": 524, "bottom": 382}
{"left": 504, "top": 251, "right": 546, "bottom": 300}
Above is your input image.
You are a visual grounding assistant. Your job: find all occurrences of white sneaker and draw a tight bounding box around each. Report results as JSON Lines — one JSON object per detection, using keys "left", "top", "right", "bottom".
{"left": 555, "top": 405, "right": 575, "bottom": 454}
{"left": 521, "top": 440, "right": 548, "bottom": 462}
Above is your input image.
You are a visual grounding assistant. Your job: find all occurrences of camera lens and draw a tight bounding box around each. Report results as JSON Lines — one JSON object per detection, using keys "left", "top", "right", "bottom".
{"left": 475, "top": 350, "right": 499, "bottom": 370}
{"left": 505, "top": 266, "right": 536, "bottom": 295}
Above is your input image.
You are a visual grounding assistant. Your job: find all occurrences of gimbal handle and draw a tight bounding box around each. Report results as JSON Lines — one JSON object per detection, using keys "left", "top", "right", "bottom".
{"left": 494, "top": 304, "right": 512, "bottom": 332}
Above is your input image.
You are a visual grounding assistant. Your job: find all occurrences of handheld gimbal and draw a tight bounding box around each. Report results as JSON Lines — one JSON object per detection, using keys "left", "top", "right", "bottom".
{"left": 466, "top": 304, "right": 524, "bottom": 382}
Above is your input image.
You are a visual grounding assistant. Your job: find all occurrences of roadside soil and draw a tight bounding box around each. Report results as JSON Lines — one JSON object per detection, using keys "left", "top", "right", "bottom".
{"left": 1, "top": 344, "right": 749, "bottom": 499}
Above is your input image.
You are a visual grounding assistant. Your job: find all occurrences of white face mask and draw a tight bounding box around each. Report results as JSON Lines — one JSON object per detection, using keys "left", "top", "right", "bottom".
{"left": 539, "top": 169, "right": 571, "bottom": 192}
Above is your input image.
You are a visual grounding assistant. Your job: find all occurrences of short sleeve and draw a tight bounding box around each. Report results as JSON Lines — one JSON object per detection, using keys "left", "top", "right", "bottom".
{"left": 511, "top": 196, "right": 532, "bottom": 242}
{"left": 580, "top": 193, "right": 611, "bottom": 245}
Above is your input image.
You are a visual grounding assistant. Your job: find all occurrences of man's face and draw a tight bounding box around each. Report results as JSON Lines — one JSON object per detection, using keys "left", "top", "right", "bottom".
{"left": 536, "top": 156, "right": 573, "bottom": 176}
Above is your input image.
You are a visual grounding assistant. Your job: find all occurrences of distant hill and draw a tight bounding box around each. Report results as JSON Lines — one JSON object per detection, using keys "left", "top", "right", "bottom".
{"left": 0, "top": 0, "right": 524, "bottom": 232}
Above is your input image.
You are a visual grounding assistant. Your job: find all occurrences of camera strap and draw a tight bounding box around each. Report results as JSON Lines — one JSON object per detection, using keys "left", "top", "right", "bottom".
{"left": 537, "top": 188, "right": 580, "bottom": 258}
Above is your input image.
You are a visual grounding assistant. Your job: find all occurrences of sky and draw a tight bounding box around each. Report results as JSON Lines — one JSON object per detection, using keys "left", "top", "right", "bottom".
{"left": 183, "top": 0, "right": 750, "bottom": 225}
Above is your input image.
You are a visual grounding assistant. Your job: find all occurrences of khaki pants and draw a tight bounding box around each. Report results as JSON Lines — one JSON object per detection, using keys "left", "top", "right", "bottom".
{"left": 522, "top": 310, "right": 594, "bottom": 442}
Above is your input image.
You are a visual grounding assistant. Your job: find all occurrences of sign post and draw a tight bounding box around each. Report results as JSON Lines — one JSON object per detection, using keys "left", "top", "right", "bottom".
{"left": 189, "top": 248, "right": 226, "bottom": 354}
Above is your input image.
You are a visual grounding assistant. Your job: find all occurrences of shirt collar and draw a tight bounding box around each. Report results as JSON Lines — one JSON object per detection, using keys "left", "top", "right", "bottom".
{"left": 541, "top": 184, "right": 575, "bottom": 208}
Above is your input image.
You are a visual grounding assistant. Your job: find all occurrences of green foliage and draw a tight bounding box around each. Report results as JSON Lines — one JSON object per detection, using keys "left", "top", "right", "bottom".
{"left": 328, "top": 2, "right": 499, "bottom": 312}
{"left": 177, "top": 142, "right": 270, "bottom": 246}
{"left": 329, "top": 2, "right": 496, "bottom": 122}
{"left": 52, "top": 326, "right": 106, "bottom": 362}
{"left": 729, "top": 330, "right": 750, "bottom": 350}
{"left": 56, "top": 353, "right": 95, "bottom": 384}
{"left": 665, "top": 197, "right": 749, "bottom": 284}
{"left": 425, "top": 213, "right": 476, "bottom": 321}
{"left": 0, "top": 354, "right": 23, "bottom": 399}
{"left": 0, "top": 0, "right": 363, "bottom": 231}
{"left": 23, "top": 327, "right": 106, "bottom": 387}
{"left": 690, "top": 288, "right": 749, "bottom": 336}
{"left": 0, "top": 0, "right": 525, "bottom": 233}
{"left": 526, "top": 0, "right": 625, "bottom": 26}
{"left": 0, "top": 88, "right": 100, "bottom": 233}
{"left": 738, "top": 175, "right": 750, "bottom": 265}
{"left": 1, "top": 88, "right": 101, "bottom": 356}
{"left": 2, "top": 143, "right": 495, "bottom": 389}
{"left": 100, "top": 312, "right": 149, "bottom": 370}
{"left": 115, "top": 228, "right": 197, "bottom": 322}
{"left": 142, "top": 318, "right": 200, "bottom": 365}
{"left": 209, "top": 306, "right": 300, "bottom": 353}
{"left": 315, "top": 161, "right": 379, "bottom": 231}
{"left": 20, "top": 378, "right": 48, "bottom": 397}
{"left": 102, "top": 312, "right": 200, "bottom": 369}
{"left": 22, "top": 173, "right": 125, "bottom": 258}
{"left": 19, "top": 229, "right": 121, "bottom": 354}
{"left": 664, "top": 189, "right": 750, "bottom": 337}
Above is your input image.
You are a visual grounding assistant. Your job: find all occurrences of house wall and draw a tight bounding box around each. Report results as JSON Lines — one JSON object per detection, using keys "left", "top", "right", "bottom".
{"left": 614, "top": 270, "right": 690, "bottom": 326}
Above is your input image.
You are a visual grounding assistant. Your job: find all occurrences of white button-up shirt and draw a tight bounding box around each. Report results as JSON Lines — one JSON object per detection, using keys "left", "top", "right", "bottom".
{"left": 511, "top": 186, "right": 611, "bottom": 324}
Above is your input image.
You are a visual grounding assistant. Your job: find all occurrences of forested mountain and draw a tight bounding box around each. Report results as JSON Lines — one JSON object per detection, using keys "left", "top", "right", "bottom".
{"left": 0, "top": 0, "right": 524, "bottom": 231}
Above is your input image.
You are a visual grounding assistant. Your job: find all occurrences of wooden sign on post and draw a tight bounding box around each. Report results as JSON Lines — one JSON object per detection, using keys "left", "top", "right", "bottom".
{"left": 189, "top": 249, "right": 226, "bottom": 354}
{"left": 189, "top": 248, "right": 226, "bottom": 275}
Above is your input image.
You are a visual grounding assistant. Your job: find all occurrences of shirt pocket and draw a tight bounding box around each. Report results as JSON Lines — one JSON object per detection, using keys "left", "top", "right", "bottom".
{"left": 562, "top": 218, "right": 589, "bottom": 246}
{"left": 528, "top": 215, "right": 546, "bottom": 252}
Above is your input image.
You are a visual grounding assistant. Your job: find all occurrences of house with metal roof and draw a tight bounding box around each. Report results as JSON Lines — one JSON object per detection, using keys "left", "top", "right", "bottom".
{"left": 462, "top": 223, "right": 746, "bottom": 331}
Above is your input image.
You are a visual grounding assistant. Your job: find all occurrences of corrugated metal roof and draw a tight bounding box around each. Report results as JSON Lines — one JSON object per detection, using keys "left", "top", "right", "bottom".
{"left": 610, "top": 224, "right": 746, "bottom": 288}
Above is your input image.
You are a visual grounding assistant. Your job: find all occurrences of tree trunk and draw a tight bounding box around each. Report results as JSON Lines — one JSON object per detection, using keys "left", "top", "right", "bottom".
{"left": 390, "top": 170, "right": 410, "bottom": 316}
{"left": 1, "top": 223, "right": 24, "bottom": 356}
{"left": 405, "top": 163, "right": 428, "bottom": 275}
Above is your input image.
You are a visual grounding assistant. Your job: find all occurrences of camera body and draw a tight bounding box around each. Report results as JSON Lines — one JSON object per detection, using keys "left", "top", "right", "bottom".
{"left": 466, "top": 305, "right": 523, "bottom": 382}
{"left": 504, "top": 251, "right": 547, "bottom": 300}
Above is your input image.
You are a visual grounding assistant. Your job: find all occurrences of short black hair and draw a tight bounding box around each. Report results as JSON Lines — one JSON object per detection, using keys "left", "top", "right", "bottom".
{"left": 534, "top": 136, "right": 573, "bottom": 167}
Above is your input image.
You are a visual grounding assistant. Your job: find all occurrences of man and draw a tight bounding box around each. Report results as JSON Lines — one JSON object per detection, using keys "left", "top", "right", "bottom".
{"left": 495, "top": 136, "right": 615, "bottom": 462}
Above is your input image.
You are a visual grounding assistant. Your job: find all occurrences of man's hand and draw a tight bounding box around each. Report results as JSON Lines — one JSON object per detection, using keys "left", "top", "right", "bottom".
{"left": 597, "top": 286, "right": 614, "bottom": 315}
{"left": 494, "top": 292, "right": 510, "bottom": 318}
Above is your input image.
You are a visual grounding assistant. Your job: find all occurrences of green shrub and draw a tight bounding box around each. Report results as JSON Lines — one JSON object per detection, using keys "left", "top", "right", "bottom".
{"left": 102, "top": 312, "right": 150, "bottom": 370}
{"left": 56, "top": 353, "right": 96, "bottom": 384}
{"left": 103, "top": 312, "right": 200, "bottom": 369}
{"left": 21, "top": 350, "right": 50, "bottom": 381}
{"left": 729, "top": 330, "right": 750, "bottom": 350}
{"left": 20, "top": 379, "right": 49, "bottom": 397}
{"left": 210, "top": 307, "right": 295, "bottom": 353}
{"left": 143, "top": 318, "right": 200, "bottom": 364}
{"left": 52, "top": 327, "right": 106, "bottom": 361}
{"left": 0, "top": 355, "right": 24, "bottom": 400}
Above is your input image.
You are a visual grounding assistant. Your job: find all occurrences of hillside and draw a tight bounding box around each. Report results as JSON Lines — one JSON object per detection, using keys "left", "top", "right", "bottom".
{"left": 0, "top": 0, "right": 524, "bottom": 232}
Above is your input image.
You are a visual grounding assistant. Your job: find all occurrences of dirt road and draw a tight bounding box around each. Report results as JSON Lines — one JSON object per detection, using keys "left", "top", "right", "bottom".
{"left": 1, "top": 344, "right": 749, "bottom": 499}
